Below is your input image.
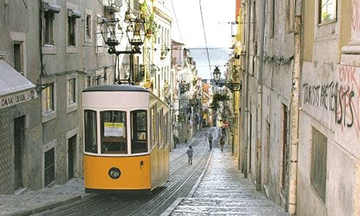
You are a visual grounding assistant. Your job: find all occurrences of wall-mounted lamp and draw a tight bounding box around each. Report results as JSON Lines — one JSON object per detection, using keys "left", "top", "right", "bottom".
{"left": 213, "top": 66, "right": 242, "bottom": 91}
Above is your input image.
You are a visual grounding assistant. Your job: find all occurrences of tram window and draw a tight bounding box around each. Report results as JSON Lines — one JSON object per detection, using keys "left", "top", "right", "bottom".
{"left": 150, "top": 106, "right": 156, "bottom": 147}
{"left": 159, "top": 109, "right": 163, "bottom": 146}
{"left": 84, "top": 110, "right": 97, "bottom": 153}
{"left": 131, "top": 110, "right": 147, "bottom": 153}
{"left": 165, "top": 114, "right": 168, "bottom": 145}
{"left": 100, "top": 111, "right": 127, "bottom": 154}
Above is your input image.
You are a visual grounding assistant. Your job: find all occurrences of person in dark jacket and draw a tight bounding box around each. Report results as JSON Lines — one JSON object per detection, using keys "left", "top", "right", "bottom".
{"left": 220, "top": 134, "right": 225, "bottom": 151}
{"left": 187, "top": 146, "right": 193, "bottom": 165}
{"left": 208, "top": 133, "right": 213, "bottom": 149}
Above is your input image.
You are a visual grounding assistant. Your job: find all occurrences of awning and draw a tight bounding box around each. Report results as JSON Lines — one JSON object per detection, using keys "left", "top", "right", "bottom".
{"left": 0, "top": 60, "right": 38, "bottom": 109}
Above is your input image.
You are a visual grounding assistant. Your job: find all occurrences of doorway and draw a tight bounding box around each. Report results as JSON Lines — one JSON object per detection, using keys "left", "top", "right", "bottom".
{"left": 14, "top": 116, "right": 25, "bottom": 190}
{"left": 68, "top": 135, "right": 77, "bottom": 180}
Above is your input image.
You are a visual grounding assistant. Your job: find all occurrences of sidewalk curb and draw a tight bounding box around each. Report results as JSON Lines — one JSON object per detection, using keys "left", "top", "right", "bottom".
{"left": 159, "top": 197, "right": 184, "bottom": 216}
{"left": 160, "top": 149, "right": 214, "bottom": 216}
{"left": 4, "top": 195, "right": 83, "bottom": 216}
{"left": 187, "top": 150, "right": 213, "bottom": 198}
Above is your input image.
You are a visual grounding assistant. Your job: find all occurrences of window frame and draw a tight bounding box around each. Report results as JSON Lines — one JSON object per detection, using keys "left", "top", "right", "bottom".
{"left": 269, "top": 0, "right": 275, "bottom": 38}
{"left": 68, "top": 16, "right": 77, "bottom": 46}
{"left": 84, "top": 110, "right": 98, "bottom": 154}
{"left": 318, "top": 0, "right": 337, "bottom": 25}
{"left": 130, "top": 110, "right": 148, "bottom": 154}
{"left": 10, "top": 32, "right": 27, "bottom": 76}
{"left": 66, "top": 74, "right": 78, "bottom": 113}
{"left": 100, "top": 110, "right": 128, "bottom": 155}
{"left": 42, "top": 79, "right": 57, "bottom": 123}
{"left": 66, "top": 2, "right": 81, "bottom": 53}
{"left": 84, "top": 9, "right": 93, "bottom": 43}
{"left": 44, "top": 11, "right": 55, "bottom": 45}
{"left": 42, "top": 139, "right": 57, "bottom": 187}
{"left": 42, "top": 2, "right": 60, "bottom": 54}
{"left": 285, "top": 0, "right": 294, "bottom": 34}
{"left": 96, "top": 14, "right": 106, "bottom": 53}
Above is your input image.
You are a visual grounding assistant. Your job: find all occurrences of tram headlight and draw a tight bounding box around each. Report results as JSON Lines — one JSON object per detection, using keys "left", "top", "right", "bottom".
{"left": 108, "top": 167, "right": 121, "bottom": 179}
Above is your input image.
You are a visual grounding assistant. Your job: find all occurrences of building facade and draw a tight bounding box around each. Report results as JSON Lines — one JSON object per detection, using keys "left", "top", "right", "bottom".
{"left": 236, "top": 0, "right": 360, "bottom": 215}
{"left": 0, "top": 0, "right": 116, "bottom": 194}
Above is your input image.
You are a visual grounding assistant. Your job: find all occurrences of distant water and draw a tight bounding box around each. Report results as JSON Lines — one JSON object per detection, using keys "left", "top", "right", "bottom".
{"left": 188, "top": 48, "right": 231, "bottom": 79}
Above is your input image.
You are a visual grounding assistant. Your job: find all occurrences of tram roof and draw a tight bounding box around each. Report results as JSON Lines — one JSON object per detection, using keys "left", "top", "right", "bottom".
{"left": 83, "top": 84, "right": 149, "bottom": 93}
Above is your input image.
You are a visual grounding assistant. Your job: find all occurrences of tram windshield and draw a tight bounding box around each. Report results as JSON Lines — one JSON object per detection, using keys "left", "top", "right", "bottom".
{"left": 131, "top": 110, "right": 148, "bottom": 153}
{"left": 100, "top": 111, "right": 127, "bottom": 154}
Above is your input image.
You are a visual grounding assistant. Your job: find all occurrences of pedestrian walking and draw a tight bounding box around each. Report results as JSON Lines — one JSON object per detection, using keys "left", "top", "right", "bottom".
{"left": 220, "top": 134, "right": 225, "bottom": 151}
{"left": 208, "top": 133, "right": 213, "bottom": 149}
{"left": 187, "top": 146, "right": 193, "bottom": 165}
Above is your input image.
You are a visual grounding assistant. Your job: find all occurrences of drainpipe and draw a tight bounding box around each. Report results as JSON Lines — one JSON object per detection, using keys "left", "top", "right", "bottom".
{"left": 242, "top": 0, "right": 252, "bottom": 178}
{"left": 39, "top": 0, "right": 44, "bottom": 76}
{"left": 288, "top": 2, "right": 302, "bottom": 214}
{"left": 256, "top": 0, "right": 266, "bottom": 191}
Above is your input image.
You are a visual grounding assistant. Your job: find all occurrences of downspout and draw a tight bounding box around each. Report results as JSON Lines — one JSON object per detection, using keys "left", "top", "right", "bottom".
{"left": 256, "top": 0, "right": 266, "bottom": 191}
{"left": 288, "top": 1, "right": 302, "bottom": 214}
{"left": 242, "top": 0, "right": 251, "bottom": 178}
{"left": 39, "top": 0, "right": 44, "bottom": 76}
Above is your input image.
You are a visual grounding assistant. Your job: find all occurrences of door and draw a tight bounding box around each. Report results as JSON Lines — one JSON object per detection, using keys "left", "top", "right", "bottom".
{"left": 14, "top": 116, "right": 25, "bottom": 190}
{"left": 68, "top": 135, "right": 77, "bottom": 180}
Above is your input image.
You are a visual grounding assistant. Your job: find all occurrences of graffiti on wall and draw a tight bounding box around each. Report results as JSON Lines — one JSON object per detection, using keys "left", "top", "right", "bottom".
{"left": 353, "top": 0, "right": 360, "bottom": 33}
{"left": 303, "top": 65, "right": 360, "bottom": 137}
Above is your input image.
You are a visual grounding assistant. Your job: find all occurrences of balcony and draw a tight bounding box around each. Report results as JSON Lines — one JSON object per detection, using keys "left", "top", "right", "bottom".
{"left": 103, "top": 0, "right": 122, "bottom": 12}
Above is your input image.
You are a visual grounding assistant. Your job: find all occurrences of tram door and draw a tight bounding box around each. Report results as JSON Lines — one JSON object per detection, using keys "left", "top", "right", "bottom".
{"left": 68, "top": 135, "right": 76, "bottom": 180}
{"left": 14, "top": 116, "right": 25, "bottom": 190}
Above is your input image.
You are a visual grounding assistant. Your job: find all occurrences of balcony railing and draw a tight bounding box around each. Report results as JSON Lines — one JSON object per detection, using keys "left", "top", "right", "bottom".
{"left": 103, "top": 0, "right": 122, "bottom": 12}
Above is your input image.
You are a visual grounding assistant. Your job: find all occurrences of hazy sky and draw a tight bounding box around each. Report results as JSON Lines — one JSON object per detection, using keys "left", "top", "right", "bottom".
{"left": 171, "top": 0, "right": 236, "bottom": 48}
{"left": 170, "top": 0, "right": 236, "bottom": 78}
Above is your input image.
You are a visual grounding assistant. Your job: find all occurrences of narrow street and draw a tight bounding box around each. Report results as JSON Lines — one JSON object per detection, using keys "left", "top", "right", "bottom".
{"left": 163, "top": 129, "right": 288, "bottom": 216}
{"left": 0, "top": 129, "right": 287, "bottom": 216}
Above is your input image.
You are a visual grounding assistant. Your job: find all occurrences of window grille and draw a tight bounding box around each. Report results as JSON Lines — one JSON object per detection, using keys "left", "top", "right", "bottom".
{"left": 311, "top": 127, "right": 327, "bottom": 202}
{"left": 281, "top": 104, "right": 289, "bottom": 198}
{"left": 44, "top": 148, "right": 55, "bottom": 186}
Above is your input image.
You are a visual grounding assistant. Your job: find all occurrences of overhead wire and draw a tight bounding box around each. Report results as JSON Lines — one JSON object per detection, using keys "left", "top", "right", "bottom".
{"left": 198, "top": 0, "right": 212, "bottom": 78}
{"left": 170, "top": 0, "right": 184, "bottom": 43}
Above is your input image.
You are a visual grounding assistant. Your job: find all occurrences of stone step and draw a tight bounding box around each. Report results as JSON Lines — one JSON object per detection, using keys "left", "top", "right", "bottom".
{"left": 180, "top": 198, "right": 279, "bottom": 207}
{"left": 173, "top": 205, "right": 287, "bottom": 215}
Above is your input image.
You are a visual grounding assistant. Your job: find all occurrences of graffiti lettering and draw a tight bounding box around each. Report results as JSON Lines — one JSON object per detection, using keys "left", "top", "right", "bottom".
{"left": 353, "top": 0, "right": 360, "bottom": 32}
{"left": 303, "top": 82, "right": 356, "bottom": 128}
{"left": 303, "top": 82, "right": 337, "bottom": 111}
{"left": 336, "top": 86, "right": 355, "bottom": 127}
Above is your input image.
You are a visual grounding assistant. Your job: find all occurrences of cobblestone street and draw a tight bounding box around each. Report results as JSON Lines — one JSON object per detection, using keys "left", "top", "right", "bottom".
{"left": 163, "top": 144, "right": 288, "bottom": 215}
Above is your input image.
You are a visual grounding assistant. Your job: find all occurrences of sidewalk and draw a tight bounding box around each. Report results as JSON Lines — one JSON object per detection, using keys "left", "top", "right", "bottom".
{"left": 162, "top": 145, "right": 289, "bottom": 215}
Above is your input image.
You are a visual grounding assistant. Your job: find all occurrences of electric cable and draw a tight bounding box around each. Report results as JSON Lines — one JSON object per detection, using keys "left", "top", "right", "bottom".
{"left": 198, "top": 0, "right": 212, "bottom": 78}
{"left": 170, "top": 0, "right": 184, "bottom": 42}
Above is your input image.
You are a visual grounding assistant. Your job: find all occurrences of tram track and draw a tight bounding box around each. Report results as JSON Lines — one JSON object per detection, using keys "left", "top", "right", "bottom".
{"left": 127, "top": 147, "right": 210, "bottom": 215}
{"left": 35, "top": 133, "right": 213, "bottom": 216}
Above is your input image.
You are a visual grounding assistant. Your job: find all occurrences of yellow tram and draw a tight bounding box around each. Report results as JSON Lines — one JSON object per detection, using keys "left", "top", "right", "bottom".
{"left": 82, "top": 85, "right": 170, "bottom": 193}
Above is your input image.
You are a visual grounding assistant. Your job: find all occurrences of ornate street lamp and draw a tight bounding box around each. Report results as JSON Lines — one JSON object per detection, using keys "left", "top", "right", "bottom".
{"left": 126, "top": 18, "right": 146, "bottom": 47}
{"left": 100, "top": 10, "right": 146, "bottom": 84}
{"left": 213, "top": 66, "right": 242, "bottom": 91}
{"left": 213, "top": 66, "right": 221, "bottom": 83}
